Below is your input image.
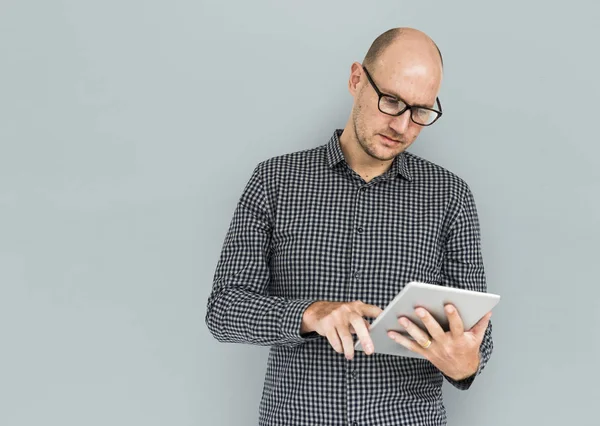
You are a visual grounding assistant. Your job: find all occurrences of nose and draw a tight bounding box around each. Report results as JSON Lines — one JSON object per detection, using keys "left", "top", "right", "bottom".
{"left": 388, "top": 110, "right": 411, "bottom": 134}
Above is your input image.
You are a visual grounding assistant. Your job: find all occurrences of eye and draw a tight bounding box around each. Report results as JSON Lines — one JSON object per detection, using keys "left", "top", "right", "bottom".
{"left": 415, "top": 109, "right": 432, "bottom": 119}
{"left": 380, "top": 96, "right": 405, "bottom": 111}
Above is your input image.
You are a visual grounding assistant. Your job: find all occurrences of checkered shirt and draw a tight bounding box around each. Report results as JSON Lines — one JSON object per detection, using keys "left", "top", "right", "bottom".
{"left": 206, "top": 129, "right": 494, "bottom": 426}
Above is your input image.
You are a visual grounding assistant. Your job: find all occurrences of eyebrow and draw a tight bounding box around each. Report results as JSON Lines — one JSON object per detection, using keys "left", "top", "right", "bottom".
{"left": 380, "top": 88, "right": 435, "bottom": 109}
{"left": 364, "top": 66, "right": 437, "bottom": 109}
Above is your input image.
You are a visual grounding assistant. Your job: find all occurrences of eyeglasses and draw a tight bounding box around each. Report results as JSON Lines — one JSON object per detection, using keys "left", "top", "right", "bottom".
{"left": 362, "top": 66, "right": 443, "bottom": 126}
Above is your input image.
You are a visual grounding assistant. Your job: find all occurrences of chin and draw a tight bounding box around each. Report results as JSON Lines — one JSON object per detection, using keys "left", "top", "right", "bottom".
{"left": 367, "top": 145, "right": 397, "bottom": 161}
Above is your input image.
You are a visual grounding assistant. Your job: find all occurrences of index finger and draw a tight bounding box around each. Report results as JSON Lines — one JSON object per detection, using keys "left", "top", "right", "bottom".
{"left": 350, "top": 314, "right": 374, "bottom": 355}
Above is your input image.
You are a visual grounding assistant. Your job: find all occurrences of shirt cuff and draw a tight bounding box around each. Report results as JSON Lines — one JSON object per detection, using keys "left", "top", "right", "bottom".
{"left": 279, "top": 299, "right": 321, "bottom": 345}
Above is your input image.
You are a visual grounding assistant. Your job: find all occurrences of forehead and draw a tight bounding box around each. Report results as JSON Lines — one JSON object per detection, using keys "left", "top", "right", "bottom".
{"left": 371, "top": 41, "right": 443, "bottom": 106}
{"left": 372, "top": 63, "right": 441, "bottom": 107}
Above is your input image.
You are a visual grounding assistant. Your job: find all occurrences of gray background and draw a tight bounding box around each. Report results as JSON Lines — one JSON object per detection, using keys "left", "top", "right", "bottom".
{"left": 1, "top": 1, "right": 598, "bottom": 425}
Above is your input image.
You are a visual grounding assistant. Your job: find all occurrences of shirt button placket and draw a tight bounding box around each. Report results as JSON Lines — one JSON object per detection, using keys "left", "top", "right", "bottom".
{"left": 349, "top": 186, "right": 366, "bottom": 426}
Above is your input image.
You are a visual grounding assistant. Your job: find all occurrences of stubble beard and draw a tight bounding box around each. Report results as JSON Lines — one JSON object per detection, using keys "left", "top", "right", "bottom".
{"left": 352, "top": 108, "right": 397, "bottom": 163}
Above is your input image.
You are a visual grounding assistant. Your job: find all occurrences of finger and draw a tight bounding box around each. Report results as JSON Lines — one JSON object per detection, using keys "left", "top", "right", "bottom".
{"left": 444, "top": 304, "right": 464, "bottom": 338}
{"left": 398, "top": 316, "right": 433, "bottom": 348}
{"left": 337, "top": 326, "right": 355, "bottom": 360}
{"left": 325, "top": 329, "right": 343, "bottom": 354}
{"left": 470, "top": 311, "right": 492, "bottom": 341}
{"left": 358, "top": 302, "right": 384, "bottom": 319}
{"left": 349, "top": 319, "right": 371, "bottom": 333}
{"left": 414, "top": 307, "right": 446, "bottom": 341}
{"left": 387, "top": 330, "right": 426, "bottom": 356}
{"left": 350, "top": 315, "right": 374, "bottom": 355}
{"left": 350, "top": 318, "right": 373, "bottom": 334}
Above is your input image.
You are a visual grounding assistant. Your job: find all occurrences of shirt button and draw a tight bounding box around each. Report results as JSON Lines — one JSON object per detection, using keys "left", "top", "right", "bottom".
{"left": 354, "top": 271, "right": 361, "bottom": 279}
{"left": 352, "top": 422, "right": 358, "bottom": 426}
{"left": 356, "top": 226, "right": 363, "bottom": 234}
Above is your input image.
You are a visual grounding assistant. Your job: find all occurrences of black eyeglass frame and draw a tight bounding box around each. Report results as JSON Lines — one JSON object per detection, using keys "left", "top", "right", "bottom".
{"left": 362, "top": 65, "right": 443, "bottom": 126}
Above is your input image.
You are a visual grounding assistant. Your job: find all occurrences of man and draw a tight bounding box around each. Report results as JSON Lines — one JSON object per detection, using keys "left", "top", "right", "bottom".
{"left": 205, "top": 27, "right": 494, "bottom": 426}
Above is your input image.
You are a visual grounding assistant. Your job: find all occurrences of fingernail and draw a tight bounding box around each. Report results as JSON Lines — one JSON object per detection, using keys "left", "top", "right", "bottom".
{"left": 388, "top": 332, "right": 396, "bottom": 339}
{"left": 446, "top": 305, "right": 454, "bottom": 314}
{"left": 365, "top": 343, "right": 373, "bottom": 352}
{"left": 399, "top": 318, "right": 409, "bottom": 327}
{"left": 416, "top": 308, "right": 426, "bottom": 318}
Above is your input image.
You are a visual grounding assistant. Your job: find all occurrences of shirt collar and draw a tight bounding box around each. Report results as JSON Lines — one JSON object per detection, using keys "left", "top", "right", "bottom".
{"left": 326, "top": 129, "right": 413, "bottom": 182}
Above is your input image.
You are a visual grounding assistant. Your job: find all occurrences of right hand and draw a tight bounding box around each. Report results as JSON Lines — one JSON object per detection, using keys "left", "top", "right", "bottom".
{"left": 301, "top": 301, "right": 383, "bottom": 359}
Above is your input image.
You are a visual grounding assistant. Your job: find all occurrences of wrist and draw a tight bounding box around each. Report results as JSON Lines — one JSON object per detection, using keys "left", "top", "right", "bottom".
{"left": 453, "top": 352, "right": 481, "bottom": 381}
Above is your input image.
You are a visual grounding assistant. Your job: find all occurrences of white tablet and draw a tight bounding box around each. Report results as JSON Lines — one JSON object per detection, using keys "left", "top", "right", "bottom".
{"left": 354, "top": 281, "right": 501, "bottom": 359}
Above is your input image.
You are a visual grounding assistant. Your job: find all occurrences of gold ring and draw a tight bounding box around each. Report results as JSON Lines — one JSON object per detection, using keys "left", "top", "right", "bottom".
{"left": 421, "top": 339, "right": 432, "bottom": 349}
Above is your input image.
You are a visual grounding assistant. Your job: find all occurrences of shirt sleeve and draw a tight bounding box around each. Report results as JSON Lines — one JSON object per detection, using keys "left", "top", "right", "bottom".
{"left": 440, "top": 183, "right": 494, "bottom": 390}
{"left": 205, "top": 162, "right": 321, "bottom": 347}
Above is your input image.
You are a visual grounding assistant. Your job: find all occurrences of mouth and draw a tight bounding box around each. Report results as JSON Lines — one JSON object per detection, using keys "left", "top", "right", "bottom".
{"left": 379, "top": 134, "right": 402, "bottom": 145}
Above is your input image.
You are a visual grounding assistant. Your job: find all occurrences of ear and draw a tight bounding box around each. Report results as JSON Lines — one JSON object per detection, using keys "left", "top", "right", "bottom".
{"left": 348, "top": 62, "right": 364, "bottom": 96}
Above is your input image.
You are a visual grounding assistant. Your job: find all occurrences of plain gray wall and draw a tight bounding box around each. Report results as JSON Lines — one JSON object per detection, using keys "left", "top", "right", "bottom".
{"left": 1, "top": 1, "right": 599, "bottom": 425}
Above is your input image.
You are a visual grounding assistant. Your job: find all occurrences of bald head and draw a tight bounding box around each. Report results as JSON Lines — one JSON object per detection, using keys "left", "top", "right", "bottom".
{"left": 340, "top": 27, "right": 444, "bottom": 167}
{"left": 363, "top": 28, "right": 443, "bottom": 72}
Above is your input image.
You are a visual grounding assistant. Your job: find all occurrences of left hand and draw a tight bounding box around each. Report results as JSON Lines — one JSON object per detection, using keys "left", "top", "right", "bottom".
{"left": 387, "top": 304, "right": 492, "bottom": 381}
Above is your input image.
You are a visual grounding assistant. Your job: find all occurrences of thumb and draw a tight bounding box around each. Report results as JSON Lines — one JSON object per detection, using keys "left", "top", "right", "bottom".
{"left": 359, "top": 303, "right": 384, "bottom": 319}
{"left": 470, "top": 311, "right": 492, "bottom": 341}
